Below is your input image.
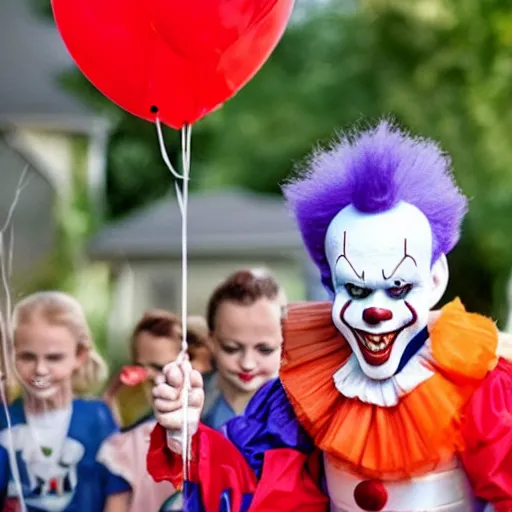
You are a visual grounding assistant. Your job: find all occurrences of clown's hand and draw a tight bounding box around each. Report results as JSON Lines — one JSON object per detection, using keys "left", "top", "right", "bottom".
{"left": 152, "top": 361, "right": 204, "bottom": 453}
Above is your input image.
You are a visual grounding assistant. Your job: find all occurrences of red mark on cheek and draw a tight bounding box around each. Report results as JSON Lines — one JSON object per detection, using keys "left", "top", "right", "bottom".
{"left": 404, "top": 301, "right": 418, "bottom": 328}
{"left": 340, "top": 300, "right": 352, "bottom": 325}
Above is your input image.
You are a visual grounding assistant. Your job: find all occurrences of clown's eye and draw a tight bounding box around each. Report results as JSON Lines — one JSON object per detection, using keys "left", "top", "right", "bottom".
{"left": 386, "top": 284, "right": 412, "bottom": 300}
{"left": 344, "top": 283, "right": 373, "bottom": 299}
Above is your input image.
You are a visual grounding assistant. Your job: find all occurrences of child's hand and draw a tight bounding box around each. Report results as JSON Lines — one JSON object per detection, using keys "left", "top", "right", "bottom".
{"left": 152, "top": 361, "right": 204, "bottom": 435}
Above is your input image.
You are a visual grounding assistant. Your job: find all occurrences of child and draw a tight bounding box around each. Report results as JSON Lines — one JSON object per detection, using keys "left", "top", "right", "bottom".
{"left": 201, "top": 268, "right": 286, "bottom": 430}
{"left": 98, "top": 310, "right": 211, "bottom": 512}
{"left": 103, "top": 310, "right": 213, "bottom": 427}
{"left": 0, "top": 291, "right": 130, "bottom": 512}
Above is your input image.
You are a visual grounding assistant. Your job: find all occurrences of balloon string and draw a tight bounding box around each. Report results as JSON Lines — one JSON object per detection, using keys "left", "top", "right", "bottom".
{"left": 0, "top": 166, "right": 31, "bottom": 512}
{"left": 156, "top": 119, "right": 187, "bottom": 181}
{"left": 178, "top": 123, "right": 192, "bottom": 483}
{"left": 154, "top": 119, "right": 193, "bottom": 486}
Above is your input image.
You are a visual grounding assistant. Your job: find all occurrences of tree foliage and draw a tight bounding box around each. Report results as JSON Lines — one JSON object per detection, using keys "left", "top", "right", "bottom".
{"left": 196, "top": 0, "right": 512, "bottom": 321}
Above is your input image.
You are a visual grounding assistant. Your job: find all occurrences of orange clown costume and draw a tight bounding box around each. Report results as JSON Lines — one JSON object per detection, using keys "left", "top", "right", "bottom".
{"left": 147, "top": 122, "right": 512, "bottom": 511}
{"left": 279, "top": 299, "right": 511, "bottom": 510}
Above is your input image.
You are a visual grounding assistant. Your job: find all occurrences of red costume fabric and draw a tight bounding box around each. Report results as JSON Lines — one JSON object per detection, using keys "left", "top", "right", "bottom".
{"left": 462, "top": 358, "right": 512, "bottom": 511}
{"left": 147, "top": 423, "right": 328, "bottom": 511}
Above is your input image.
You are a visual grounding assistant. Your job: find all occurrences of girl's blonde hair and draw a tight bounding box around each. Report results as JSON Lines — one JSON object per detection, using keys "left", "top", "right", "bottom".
{"left": 12, "top": 291, "right": 108, "bottom": 394}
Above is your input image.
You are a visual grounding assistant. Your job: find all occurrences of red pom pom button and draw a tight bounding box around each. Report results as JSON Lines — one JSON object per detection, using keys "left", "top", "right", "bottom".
{"left": 353, "top": 480, "right": 388, "bottom": 511}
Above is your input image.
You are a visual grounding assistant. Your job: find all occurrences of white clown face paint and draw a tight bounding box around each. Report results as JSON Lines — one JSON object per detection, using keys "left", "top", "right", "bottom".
{"left": 325, "top": 202, "right": 449, "bottom": 380}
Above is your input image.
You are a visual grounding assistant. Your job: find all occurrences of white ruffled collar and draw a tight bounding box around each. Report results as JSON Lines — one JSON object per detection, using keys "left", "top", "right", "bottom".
{"left": 333, "top": 342, "right": 434, "bottom": 407}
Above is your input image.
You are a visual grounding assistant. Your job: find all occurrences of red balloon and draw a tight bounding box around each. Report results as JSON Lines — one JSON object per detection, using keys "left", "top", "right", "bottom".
{"left": 51, "top": 0, "right": 294, "bottom": 129}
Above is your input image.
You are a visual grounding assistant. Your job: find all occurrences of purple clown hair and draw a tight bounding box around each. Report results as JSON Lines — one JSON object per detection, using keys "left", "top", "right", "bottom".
{"left": 282, "top": 120, "right": 468, "bottom": 292}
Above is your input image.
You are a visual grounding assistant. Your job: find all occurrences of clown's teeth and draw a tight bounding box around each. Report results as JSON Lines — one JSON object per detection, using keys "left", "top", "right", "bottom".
{"left": 366, "top": 340, "right": 387, "bottom": 352}
{"left": 357, "top": 331, "right": 398, "bottom": 353}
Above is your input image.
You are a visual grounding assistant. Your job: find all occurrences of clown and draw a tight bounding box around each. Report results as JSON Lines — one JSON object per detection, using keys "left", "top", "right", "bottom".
{"left": 147, "top": 122, "right": 512, "bottom": 512}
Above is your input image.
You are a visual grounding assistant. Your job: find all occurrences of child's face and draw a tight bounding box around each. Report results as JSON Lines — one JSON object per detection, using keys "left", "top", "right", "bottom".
{"left": 212, "top": 298, "right": 282, "bottom": 394}
{"left": 14, "top": 319, "right": 85, "bottom": 403}
{"left": 133, "top": 332, "right": 181, "bottom": 381}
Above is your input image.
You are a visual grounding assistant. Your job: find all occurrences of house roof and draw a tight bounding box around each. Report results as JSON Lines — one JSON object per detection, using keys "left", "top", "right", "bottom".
{"left": 0, "top": 0, "right": 103, "bottom": 133}
{"left": 88, "top": 189, "right": 304, "bottom": 260}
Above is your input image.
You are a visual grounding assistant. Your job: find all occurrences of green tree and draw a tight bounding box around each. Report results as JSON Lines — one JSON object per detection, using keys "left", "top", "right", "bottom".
{"left": 196, "top": 0, "right": 512, "bottom": 322}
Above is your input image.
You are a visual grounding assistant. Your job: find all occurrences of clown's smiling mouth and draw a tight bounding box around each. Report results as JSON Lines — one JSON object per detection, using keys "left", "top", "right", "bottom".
{"left": 353, "top": 329, "right": 399, "bottom": 366}
{"left": 341, "top": 301, "right": 418, "bottom": 367}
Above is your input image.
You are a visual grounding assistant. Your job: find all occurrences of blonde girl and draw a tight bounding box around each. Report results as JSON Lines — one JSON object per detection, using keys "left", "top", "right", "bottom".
{"left": 0, "top": 291, "right": 130, "bottom": 512}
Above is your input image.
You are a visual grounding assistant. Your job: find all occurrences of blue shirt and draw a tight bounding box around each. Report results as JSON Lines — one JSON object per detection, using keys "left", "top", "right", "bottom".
{"left": 0, "top": 399, "right": 130, "bottom": 512}
{"left": 202, "top": 394, "right": 236, "bottom": 431}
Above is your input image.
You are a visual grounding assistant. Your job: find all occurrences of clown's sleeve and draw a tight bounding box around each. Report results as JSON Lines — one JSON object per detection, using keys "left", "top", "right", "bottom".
{"left": 461, "top": 358, "right": 512, "bottom": 511}
{"left": 147, "top": 379, "right": 328, "bottom": 512}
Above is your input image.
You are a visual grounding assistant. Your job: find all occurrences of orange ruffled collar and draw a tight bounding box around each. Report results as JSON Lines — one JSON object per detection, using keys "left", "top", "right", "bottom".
{"left": 279, "top": 299, "right": 498, "bottom": 480}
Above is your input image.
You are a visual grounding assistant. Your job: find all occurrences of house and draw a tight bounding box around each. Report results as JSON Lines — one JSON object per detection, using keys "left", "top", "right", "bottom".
{"left": 88, "top": 188, "right": 327, "bottom": 357}
{"left": 0, "top": 0, "right": 109, "bottom": 297}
